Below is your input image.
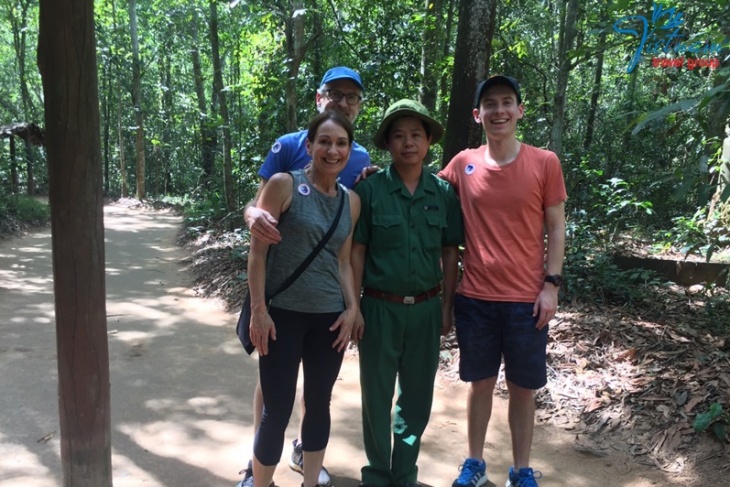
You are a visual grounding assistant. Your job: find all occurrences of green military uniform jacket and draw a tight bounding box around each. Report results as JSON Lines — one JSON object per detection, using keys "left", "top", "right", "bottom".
{"left": 353, "top": 164, "right": 464, "bottom": 294}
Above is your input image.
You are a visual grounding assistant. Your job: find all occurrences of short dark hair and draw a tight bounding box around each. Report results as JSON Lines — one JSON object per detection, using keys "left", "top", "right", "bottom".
{"left": 306, "top": 111, "right": 354, "bottom": 145}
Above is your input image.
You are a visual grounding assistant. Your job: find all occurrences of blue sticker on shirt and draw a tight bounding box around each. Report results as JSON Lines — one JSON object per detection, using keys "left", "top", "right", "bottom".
{"left": 271, "top": 141, "right": 282, "bottom": 153}
{"left": 465, "top": 164, "right": 476, "bottom": 175}
{"left": 298, "top": 184, "right": 311, "bottom": 196}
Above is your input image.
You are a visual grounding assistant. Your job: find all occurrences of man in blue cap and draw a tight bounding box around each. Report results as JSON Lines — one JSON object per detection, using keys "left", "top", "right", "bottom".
{"left": 236, "top": 66, "right": 371, "bottom": 487}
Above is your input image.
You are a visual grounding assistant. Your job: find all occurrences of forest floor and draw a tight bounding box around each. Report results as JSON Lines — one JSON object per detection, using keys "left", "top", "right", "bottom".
{"left": 178, "top": 200, "right": 730, "bottom": 487}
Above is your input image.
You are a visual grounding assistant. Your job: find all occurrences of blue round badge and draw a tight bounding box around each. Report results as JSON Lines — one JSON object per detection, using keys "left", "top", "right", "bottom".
{"left": 271, "top": 141, "right": 282, "bottom": 153}
{"left": 465, "top": 164, "right": 476, "bottom": 175}
{"left": 298, "top": 183, "right": 311, "bottom": 196}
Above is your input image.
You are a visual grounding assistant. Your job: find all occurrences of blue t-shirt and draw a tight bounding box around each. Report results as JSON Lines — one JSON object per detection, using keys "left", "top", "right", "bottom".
{"left": 258, "top": 129, "right": 370, "bottom": 189}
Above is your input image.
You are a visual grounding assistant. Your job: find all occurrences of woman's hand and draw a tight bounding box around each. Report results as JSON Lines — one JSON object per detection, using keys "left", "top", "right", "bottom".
{"left": 330, "top": 306, "right": 358, "bottom": 352}
{"left": 249, "top": 308, "right": 276, "bottom": 355}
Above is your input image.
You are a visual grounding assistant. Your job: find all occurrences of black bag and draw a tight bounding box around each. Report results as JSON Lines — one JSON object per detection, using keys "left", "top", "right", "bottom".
{"left": 236, "top": 189, "right": 345, "bottom": 355}
{"left": 236, "top": 291, "right": 257, "bottom": 355}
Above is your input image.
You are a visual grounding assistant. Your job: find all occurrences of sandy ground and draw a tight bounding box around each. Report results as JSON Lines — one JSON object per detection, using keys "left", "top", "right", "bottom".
{"left": 0, "top": 204, "right": 696, "bottom": 487}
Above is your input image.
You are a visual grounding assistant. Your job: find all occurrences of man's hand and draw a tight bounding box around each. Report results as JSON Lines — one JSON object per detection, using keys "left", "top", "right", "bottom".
{"left": 245, "top": 206, "right": 281, "bottom": 244}
{"left": 533, "top": 286, "right": 559, "bottom": 330}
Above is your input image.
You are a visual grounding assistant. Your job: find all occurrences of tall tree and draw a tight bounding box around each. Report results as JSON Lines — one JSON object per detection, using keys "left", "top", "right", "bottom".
{"left": 284, "top": 0, "right": 309, "bottom": 132}
{"left": 9, "top": 134, "right": 18, "bottom": 193}
{"left": 419, "top": 0, "right": 444, "bottom": 113}
{"left": 129, "top": 0, "right": 146, "bottom": 199}
{"left": 6, "top": 0, "right": 36, "bottom": 119}
{"left": 549, "top": 0, "right": 580, "bottom": 158}
{"left": 209, "top": 0, "right": 235, "bottom": 212}
{"left": 437, "top": 0, "right": 457, "bottom": 121}
{"left": 6, "top": 0, "right": 37, "bottom": 194}
{"left": 441, "top": 0, "right": 496, "bottom": 166}
{"left": 37, "top": 0, "right": 112, "bottom": 486}
{"left": 583, "top": 31, "right": 606, "bottom": 151}
{"left": 191, "top": 19, "right": 216, "bottom": 190}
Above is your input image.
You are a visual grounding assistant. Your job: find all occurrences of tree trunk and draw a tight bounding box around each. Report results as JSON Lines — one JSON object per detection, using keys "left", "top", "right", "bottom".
{"left": 609, "top": 66, "right": 640, "bottom": 177}
{"left": 438, "top": 0, "right": 456, "bottom": 122}
{"left": 118, "top": 101, "right": 127, "bottom": 197}
{"left": 549, "top": 0, "right": 579, "bottom": 158}
{"left": 24, "top": 139, "right": 34, "bottom": 195}
{"left": 8, "top": 0, "right": 36, "bottom": 119}
{"left": 583, "top": 29, "right": 606, "bottom": 151}
{"left": 9, "top": 136, "right": 18, "bottom": 194}
{"left": 720, "top": 128, "right": 730, "bottom": 202}
{"left": 111, "top": 0, "right": 127, "bottom": 198}
{"left": 441, "top": 0, "right": 496, "bottom": 167}
{"left": 284, "top": 0, "right": 307, "bottom": 132}
{"left": 9, "top": 0, "right": 37, "bottom": 195}
{"left": 310, "top": 0, "right": 323, "bottom": 85}
{"left": 708, "top": 124, "right": 730, "bottom": 221}
{"left": 37, "top": 1, "right": 112, "bottom": 486}
{"left": 209, "top": 0, "right": 235, "bottom": 212}
{"left": 129, "top": 0, "right": 146, "bottom": 199}
{"left": 102, "top": 59, "right": 111, "bottom": 196}
{"left": 419, "top": 0, "right": 444, "bottom": 114}
{"left": 191, "top": 22, "right": 216, "bottom": 190}
{"left": 160, "top": 40, "right": 174, "bottom": 194}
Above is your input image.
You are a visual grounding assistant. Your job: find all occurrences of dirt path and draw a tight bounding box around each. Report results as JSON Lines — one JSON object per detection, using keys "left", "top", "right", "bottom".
{"left": 0, "top": 204, "right": 692, "bottom": 487}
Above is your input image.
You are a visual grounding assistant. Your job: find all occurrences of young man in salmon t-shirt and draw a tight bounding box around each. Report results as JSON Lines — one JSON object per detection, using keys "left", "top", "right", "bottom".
{"left": 438, "top": 75, "right": 567, "bottom": 487}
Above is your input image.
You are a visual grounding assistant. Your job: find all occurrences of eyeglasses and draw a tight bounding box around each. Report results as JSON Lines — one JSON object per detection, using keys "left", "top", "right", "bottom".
{"left": 324, "top": 89, "right": 363, "bottom": 106}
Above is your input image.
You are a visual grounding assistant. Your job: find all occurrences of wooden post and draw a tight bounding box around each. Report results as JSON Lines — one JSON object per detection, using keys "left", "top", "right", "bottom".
{"left": 37, "top": 0, "right": 112, "bottom": 485}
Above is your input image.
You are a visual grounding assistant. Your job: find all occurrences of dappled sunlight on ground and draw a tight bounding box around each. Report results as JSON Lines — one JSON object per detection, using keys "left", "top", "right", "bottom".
{"left": 0, "top": 437, "right": 58, "bottom": 487}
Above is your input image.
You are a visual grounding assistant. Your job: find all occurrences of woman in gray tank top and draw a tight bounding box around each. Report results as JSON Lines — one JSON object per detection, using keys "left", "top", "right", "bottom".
{"left": 246, "top": 111, "right": 362, "bottom": 487}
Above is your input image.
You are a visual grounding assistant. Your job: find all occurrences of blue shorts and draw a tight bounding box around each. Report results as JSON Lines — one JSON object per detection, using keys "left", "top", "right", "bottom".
{"left": 454, "top": 294, "right": 548, "bottom": 390}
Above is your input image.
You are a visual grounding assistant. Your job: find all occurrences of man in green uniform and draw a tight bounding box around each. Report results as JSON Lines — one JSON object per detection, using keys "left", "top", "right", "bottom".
{"left": 351, "top": 99, "right": 464, "bottom": 487}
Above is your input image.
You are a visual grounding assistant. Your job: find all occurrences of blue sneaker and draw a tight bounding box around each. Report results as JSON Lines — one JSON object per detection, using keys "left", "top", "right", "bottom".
{"left": 452, "top": 458, "right": 487, "bottom": 487}
{"left": 505, "top": 466, "right": 542, "bottom": 487}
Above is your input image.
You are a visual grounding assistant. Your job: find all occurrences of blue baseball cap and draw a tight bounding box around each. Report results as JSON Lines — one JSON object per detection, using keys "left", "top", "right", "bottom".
{"left": 320, "top": 66, "right": 364, "bottom": 91}
{"left": 474, "top": 75, "right": 522, "bottom": 107}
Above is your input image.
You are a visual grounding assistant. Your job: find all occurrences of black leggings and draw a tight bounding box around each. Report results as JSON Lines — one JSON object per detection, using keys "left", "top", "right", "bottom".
{"left": 253, "top": 306, "right": 345, "bottom": 466}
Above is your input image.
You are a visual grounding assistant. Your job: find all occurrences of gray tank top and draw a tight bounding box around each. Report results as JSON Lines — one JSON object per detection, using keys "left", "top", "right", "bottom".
{"left": 266, "top": 169, "right": 352, "bottom": 313}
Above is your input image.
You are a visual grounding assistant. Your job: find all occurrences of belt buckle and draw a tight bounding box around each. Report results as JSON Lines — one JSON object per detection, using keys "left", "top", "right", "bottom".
{"left": 403, "top": 296, "right": 415, "bottom": 305}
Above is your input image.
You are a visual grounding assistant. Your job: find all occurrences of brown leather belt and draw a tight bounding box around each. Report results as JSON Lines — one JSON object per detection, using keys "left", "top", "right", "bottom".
{"left": 362, "top": 285, "right": 441, "bottom": 305}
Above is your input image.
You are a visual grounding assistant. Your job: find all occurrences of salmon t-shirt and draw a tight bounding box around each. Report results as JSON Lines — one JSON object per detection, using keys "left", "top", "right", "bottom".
{"left": 438, "top": 143, "right": 567, "bottom": 303}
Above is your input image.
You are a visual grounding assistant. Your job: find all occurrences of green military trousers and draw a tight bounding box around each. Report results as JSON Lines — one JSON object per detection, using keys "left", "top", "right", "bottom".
{"left": 359, "top": 295, "right": 441, "bottom": 486}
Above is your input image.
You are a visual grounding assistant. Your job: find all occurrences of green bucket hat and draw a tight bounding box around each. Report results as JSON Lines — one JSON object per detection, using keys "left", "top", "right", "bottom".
{"left": 373, "top": 99, "right": 444, "bottom": 150}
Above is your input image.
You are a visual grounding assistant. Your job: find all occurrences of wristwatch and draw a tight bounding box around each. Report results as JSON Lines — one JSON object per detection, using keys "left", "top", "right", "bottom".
{"left": 544, "top": 274, "right": 563, "bottom": 287}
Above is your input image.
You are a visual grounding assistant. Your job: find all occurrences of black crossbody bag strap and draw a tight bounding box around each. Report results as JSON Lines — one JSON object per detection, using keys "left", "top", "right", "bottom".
{"left": 268, "top": 187, "right": 346, "bottom": 300}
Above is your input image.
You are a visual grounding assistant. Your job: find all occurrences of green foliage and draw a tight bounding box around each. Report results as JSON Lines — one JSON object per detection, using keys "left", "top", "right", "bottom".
{"left": 0, "top": 195, "right": 49, "bottom": 236}
{"left": 654, "top": 208, "right": 730, "bottom": 262}
{"left": 693, "top": 402, "right": 729, "bottom": 442}
{"left": 564, "top": 159, "right": 664, "bottom": 304}
{"left": 563, "top": 220, "right": 665, "bottom": 306}
{"left": 183, "top": 191, "right": 229, "bottom": 228}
